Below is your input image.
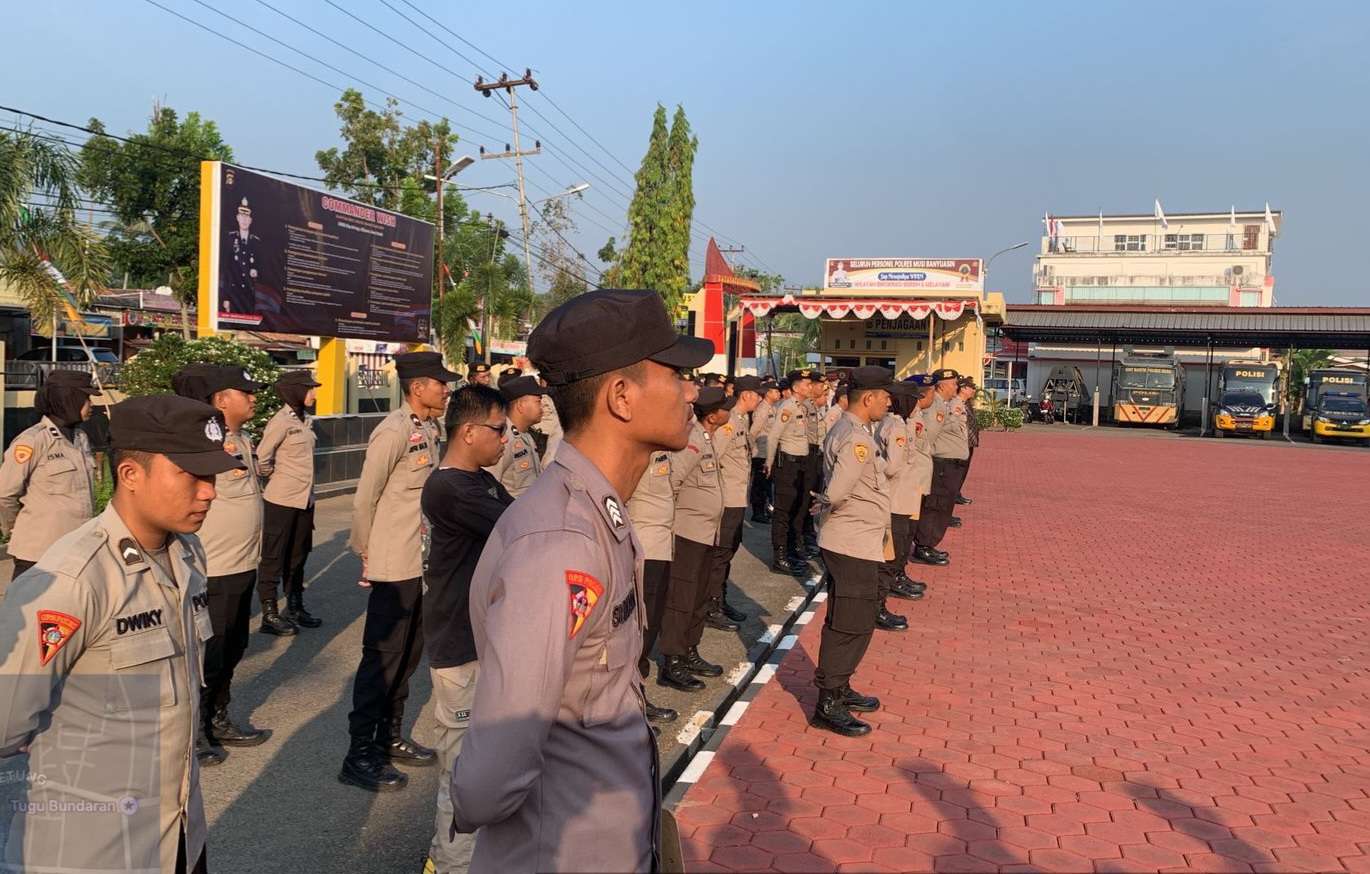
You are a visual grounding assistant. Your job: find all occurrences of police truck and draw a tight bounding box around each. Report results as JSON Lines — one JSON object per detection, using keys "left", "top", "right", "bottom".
{"left": 1300, "top": 369, "right": 1368, "bottom": 434}
{"left": 1112, "top": 349, "right": 1185, "bottom": 428}
{"left": 1213, "top": 361, "right": 1280, "bottom": 439}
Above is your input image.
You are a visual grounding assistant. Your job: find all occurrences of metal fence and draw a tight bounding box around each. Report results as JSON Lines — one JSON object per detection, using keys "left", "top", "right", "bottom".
{"left": 3, "top": 361, "right": 123, "bottom": 391}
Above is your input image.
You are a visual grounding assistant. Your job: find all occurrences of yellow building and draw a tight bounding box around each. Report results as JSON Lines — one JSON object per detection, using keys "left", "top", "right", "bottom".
{"left": 739, "top": 258, "right": 1005, "bottom": 382}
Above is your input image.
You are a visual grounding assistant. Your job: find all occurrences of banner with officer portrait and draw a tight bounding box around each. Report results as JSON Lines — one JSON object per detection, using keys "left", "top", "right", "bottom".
{"left": 200, "top": 162, "right": 434, "bottom": 342}
{"left": 824, "top": 258, "right": 983, "bottom": 292}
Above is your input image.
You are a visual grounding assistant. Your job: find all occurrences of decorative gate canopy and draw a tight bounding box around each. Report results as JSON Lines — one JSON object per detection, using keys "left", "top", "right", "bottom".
{"left": 739, "top": 295, "right": 977, "bottom": 321}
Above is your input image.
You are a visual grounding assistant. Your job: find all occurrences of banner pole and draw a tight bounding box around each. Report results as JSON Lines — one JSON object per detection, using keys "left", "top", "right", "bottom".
{"left": 197, "top": 161, "right": 220, "bottom": 338}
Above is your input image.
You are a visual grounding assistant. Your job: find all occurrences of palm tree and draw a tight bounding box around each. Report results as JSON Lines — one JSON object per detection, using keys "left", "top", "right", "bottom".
{"left": 1285, "top": 347, "right": 1336, "bottom": 406}
{"left": 0, "top": 130, "right": 111, "bottom": 340}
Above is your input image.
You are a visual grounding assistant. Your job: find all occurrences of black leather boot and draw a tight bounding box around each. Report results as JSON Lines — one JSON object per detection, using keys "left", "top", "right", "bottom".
{"left": 704, "top": 603, "right": 739, "bottom": 631}
{"left": 875, "top": 606, "right": 909, "bottom": 631}
{"left": 889, "top": 578, "right": 925, "bottom": 600}
{"left": 949, "top": 516, "right": 963, "bottom": 528}
{"left": 956, "top": 495, "right": 972, "bottom": 505}
{"left": 896, "top": 573, "right": 927, "bottom": 595}
{"left": 803, "top": 541, "right": 822, "bottom": 559}
{"left": 382, "top": 720, "right": 436, "bottom": 766}
{"left": 840, "top": 684, "right": 881, "bottom": 713}
{"left": 285, "top": 591, "right": 322, "bottom": 628}
{"left": 811, "top": 688, "right": 872, "bottom": 737}
{"left": 258, "top": 599, "right": 298, "bottom": 636}
{"left": 684, "top": 647, "right": 723, "bottom": 678}
{"left": 771, "top": 552, "right": 804, "bottom": 575}
{"left": 657, "top": 655, "right": 704, "bottom": 691}
{"left": 210, "top": 706, "right": 268, "bottom": 747}
{"left": 338, "top": 737, "right": 408, "bottom": 792}
{"left": 910, "top": 545, "right": 950, "bottom": 566}
{"left": 720, "top": 585, "right": 747, "bottom": 623}
{"left": 196, "top": 727, "right": 226, "bottom": 766}
{"left": 645, "top": 698, "right": 678, "bottom": 724}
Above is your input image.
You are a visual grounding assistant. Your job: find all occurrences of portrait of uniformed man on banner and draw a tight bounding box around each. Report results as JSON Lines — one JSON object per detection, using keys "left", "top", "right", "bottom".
{"left": 222, "top": 196, "right": 260, "bottom": 315}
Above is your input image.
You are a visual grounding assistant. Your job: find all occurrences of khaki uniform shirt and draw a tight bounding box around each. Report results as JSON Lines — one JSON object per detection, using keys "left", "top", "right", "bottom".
{"left": 817, "top": 412, "right": 889, "bottom": 562}
{"left": 764, "top": 398, "right": 810, "bottom": 467}
{"left": 931, "top": 395, "right": 971, "bottom": 461}
{"left": 877, "top": 413, "right": 920, "bottom": 515}
{"left": 824, "top": 404, "right": 845, "bottom": 432}
{"left": 487, "top": 425, "right": 542, "bottom": 498}
{"left": 906, "top": 407, "right": 935, "bottom": 498}
{"left": 350, "top": 402, "right": 440, "bottom": 582}
{"left": 452, "top": 442, "right": 658, "bottom": 873}
{"left": 713, "top": 410, "right": 754, "bottom": 509}
{"left": 0, "top": 506, "right": 212, "bottom": 873}
{"left": 534, "top": 395, "right": 563, "bottom": 465}
{"left": 257, "top": 406, "right": 316, "bottom": 509}
{"left": 670, "top": 423, "right": 724, "bottom": 546}
{"left": 803, "top": 398, "right": 827, "bottom": 450}
{"left": 0, "top": 417, "right": 97, "bottom": 562}
{"left": 750, "top": 400, "right": 775, "bottom": 460}
{"left": 197, "top": 429, "right": 263, "bottom": 576}
{"left": 627, "top": 451, "right": 674, "bottom": 562}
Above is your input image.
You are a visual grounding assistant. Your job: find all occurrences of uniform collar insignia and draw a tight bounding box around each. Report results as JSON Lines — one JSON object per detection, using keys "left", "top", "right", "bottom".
{"left": 118, "top": 538, "right": 143, "bottom": 566}
{"left": 603, "top": 496, "right": 626, "bottom": 529}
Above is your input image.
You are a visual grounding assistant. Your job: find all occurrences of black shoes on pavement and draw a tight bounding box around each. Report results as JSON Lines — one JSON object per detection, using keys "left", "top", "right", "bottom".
{"left": 771, "top": 552, "right": 806, "bottom": 575}
{"left": 339, "top": 739, "right": 409, "bottom": 792}
{"left": 956, "top": 495, "right": 972, "bottom": 506}
{"left": 811, "top": 688, "right": 872, "bottom": 737}
{"left": 876, "top": 607, "right": 908, "bottom": 631}
{"left": 949, "top": 516, "right": 962, "bottom": 528}
{"left": 196, "top": 732, "right": 226, "bottom": 767}
{"left": 839, "top": 685, "right": 881, "bottom": 713}
{"left": 210, "top": 707, "right": 268, "bottom": 747}
{"left": 645, "top": 698, "right": 678, "bottom": 724}
{"left": 684, "top": 647, "right": 723, "bottom": 678}
{"left": 911, "top": 545, "right": 950, "bottom": 566}
{"left": 720, "top": 598, "right": 747, "bottom": 624}
{"left": 284, "top": 592, "right": 322, "bottom": 628}
{"left": 658, "top": 655, "right": 706, "bottom": 691}
{"left": 384, "top": 736, "right": 436, "bottom": 766}
{"left": 704, "top": 608, "right": 739, "bottom": 632}
{"left": 258, "top": 598, "right": 297, "bottom": 636}
{"left": 888, "top": 576, "right": 925, "bottom": 600}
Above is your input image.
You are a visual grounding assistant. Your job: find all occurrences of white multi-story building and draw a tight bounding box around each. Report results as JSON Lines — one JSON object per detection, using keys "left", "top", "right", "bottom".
{"left": 1035, "top": 207, "right": 1281, "bottom": 308}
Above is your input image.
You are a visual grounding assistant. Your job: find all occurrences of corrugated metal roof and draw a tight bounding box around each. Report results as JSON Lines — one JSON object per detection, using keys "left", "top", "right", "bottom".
{"left": 1003, "top": 306, "right": 1370, "bottom": 347}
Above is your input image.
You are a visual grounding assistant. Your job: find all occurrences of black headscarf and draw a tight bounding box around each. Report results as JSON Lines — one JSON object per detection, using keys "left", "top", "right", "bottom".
{"left": 276, "top": 376, "right": 315, "bottom": 418}
{"left": 35, "top": 371, "right": 98, "bottom": 431}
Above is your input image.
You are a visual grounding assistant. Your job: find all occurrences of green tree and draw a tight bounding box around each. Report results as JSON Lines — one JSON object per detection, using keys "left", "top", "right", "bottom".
{"left": 533, "top": 198, "right": 588, "bottom": 317}
{"left": 0, "top": 130, "right": 111, "bottom": 333}
{"left": 618, "top": 107, "right": 672, "bottom": 302}
{"left": 663, "top": 106, "right": 698, "bottom": 307}
{"left": 315, "top": 91, "right": 455, "bottom": 213}
{"left": 121, "top": 334, "right": 282, "bottom": 435}
{"left": 1285, "top": 348, "right": 1336, "bottom": 405}
{"left": 78, "top": 106, "right": 232, "bottom": 310}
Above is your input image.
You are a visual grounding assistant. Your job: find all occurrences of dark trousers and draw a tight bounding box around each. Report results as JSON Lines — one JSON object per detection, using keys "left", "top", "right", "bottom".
{"left": 802, "top": 448, "right": 822, "bottom": 544}
{"left": 770, "top": 451, "right": 807, "bottom": 556}
{"left": 348, "top": 577, "right": 424, "bottom": 743}
{"left": 659, "top": 537, "right": 715, "bottom": 656}
{"left": 176, "top": 829, "right": 208, "bottom": 874}
{"left": 960, "top": 446, "right": 975, "bottom": 498}
{"left": 257, "top": 502, "right": 314, "bottom": 603}
{"left": 10, "top": 559, "right": 34, "bottom": 580}
{"left": 707, "top": 507, "right": 746, "bottom": 605}
{"left": 201, "top": 569, "right": 256, "bottom": 715}
{"left": 876, "top": 514, "right": 913, "bottom": 601}
{"left": 815, "top": 549, "right": 880, "bottom": 691}
{"left": 915, "top": 458, "right": 967, "bottom": 549}
{"left": 639, "top": 559, "right": 671, "bottom": 678}
{"left": 749, "top": 458, "right": 771, "bottom": 517}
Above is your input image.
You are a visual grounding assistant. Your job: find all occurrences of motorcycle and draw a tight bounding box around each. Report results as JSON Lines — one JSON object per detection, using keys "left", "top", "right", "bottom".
{"left": 1018, "top": 395, "right": 1057, "bottom": 424}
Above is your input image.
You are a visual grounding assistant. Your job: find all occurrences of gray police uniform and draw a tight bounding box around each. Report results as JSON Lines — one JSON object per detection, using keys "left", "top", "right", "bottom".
{"left": 256, "top": 405, "right": 318, "bottom": 605}
{"left": 765, "top": 397, "right": 810, "bottom": 559}
{"left": 487, "top": 425, "right": 542, "bottom": 498}
{"left": 801, "top": 397, "right": 826, "bottom": 545}
{"left": 626, "top": 451, "right": 673, "bottom": 678}
{"left": 708, "top": 409, "right": 753, "bottom": 607}
{"left": 876, "top": 412, "right": 915, "bottom": 596}
{"left": 914, "top": 395, "right": 970, "bottom": 551}
{"left": 0, "top": 416, "right": 96, "bottom": 568}
{"left": 534, "top": 395, "right": 563, "bottom": 465}
{"left": 815, "top": 411, "right": 888, "bottom": 691}
{"left": 347, "top": 400, "right": 441, "bottom": 747}
{"left": 451, "top": 442, "right": 658, "bottom": 873}
{"left": 660, "top": 422, "right": 723, "bottom": 658}
{"left": 748, "top": 398, "right": 775, "bottom": 518}
{"left": 0, "top": 506, "right": 213, "bottom": 873}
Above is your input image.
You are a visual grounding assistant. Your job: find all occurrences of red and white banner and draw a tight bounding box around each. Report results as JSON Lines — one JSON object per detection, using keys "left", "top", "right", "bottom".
{"left": 740, "top": 295, "right": 973, "bottom": 321}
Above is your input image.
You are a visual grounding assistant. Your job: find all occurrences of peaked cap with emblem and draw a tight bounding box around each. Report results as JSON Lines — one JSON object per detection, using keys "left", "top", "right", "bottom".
{"left": 848, "top": 365, "right": 895, "bottom": 391}
{"left": 786, "top": 368, "right": 817, "bottom": 384}
{"left": 44, "top": 368, "right": 101, "bottom": 396}
{"left": 932, "top": 367, "right": 961, "bottom": 383}
{"left": 171, "top": 363, "right": 267, "bottom": 405}
{"left": 396, "top": 351, "right": 460, "bottom": 382}
{"left": 500, "top": 375, "right": 547, "bottom": 402}
{"left": 111, "top": 394, "right": 244, "bottom": 477}
{"left": 528, "top": 289, "right": 714, "bottom": 387}
{"left": 733, "top": 375, "right": 764, "bottom": 395}
{"left": 693, "top": 385, "right": 736, "bottom": 416}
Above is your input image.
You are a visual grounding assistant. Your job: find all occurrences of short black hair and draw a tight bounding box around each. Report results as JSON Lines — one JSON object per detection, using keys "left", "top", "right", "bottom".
{"left": 111, "top": 448, "right": 156, "bottom": 491}
{"left": 399, "top": 376, "right": 416, "bottom": 397}
{"left": 848, "top": 387, "right": 886, "bottom": 408}
{"left": 549, "top": 362, "right": 646, "bottom": 435}
{"left": 445, "top": 384, "right": 507, "bottom": 432}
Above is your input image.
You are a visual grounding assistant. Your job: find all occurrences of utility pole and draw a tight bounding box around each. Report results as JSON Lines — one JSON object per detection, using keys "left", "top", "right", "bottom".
{"left": 434, "top": 139, "right": 444, "bottom": 301}
{"left": 476, "top": 70, "right": 541, "bottom": 334}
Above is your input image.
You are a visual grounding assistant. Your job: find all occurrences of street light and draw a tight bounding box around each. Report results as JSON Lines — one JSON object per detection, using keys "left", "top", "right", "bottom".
{"left": 535, "top": 182, "right": 589, "bottom": 204}
{"left": 984, "top": 241, "right": 1030, "bottom": 404}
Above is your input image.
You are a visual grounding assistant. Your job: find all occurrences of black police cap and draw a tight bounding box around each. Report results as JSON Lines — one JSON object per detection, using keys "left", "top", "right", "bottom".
{"left": 778, "top": 378, "right": 792, "bottom": 390}
{"left": 470, "top": 363, "right": 491, "bottom": 375}
{"left": 111, "top": 394, "right": 244, "bottom": 477}
{"left": 932, "top": 368, "right": 961, "bottom": 383}
{"left": 396, "top": 351, "right": 460, "bottom": 383}
{"left": 45, "top": 369, "right": 100, "bottom": 396}
{"left": 171, "top": 363, "right": 267, "bottom": 405}
{"left": 500, "top": 375, "right": 547, "bottom": 402}
{"left": 529, "top": 289, "right": 714, "bottom": 387}
{"left": 848, "top": 365, "right": 895, "bottom": 392}
{"left": 785, "top": 368, "right": 818, "bottom": 384}
{"left": 733, "top": 375, "right": 764, "bottom": 394}
{"left": 693, "top": 385, "right": 736, "bottom": 416}
{"left": 276, "top": 369, "right": 322, "bottom": 389}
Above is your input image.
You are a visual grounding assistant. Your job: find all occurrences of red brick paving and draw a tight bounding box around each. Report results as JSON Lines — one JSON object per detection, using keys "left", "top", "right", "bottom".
{"left": 674, "top": 429, "right": 1370, "bottom": 872}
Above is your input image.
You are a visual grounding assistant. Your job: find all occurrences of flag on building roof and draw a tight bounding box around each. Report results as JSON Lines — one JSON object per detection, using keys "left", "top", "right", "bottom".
{"left": 1154, "top": 199, "right": 1168, "bottom": 229}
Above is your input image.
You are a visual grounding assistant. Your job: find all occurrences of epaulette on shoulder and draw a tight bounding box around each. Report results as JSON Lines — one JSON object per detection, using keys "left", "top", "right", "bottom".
{"left": 53, "top": 524, "right": 110, "bottom": 581}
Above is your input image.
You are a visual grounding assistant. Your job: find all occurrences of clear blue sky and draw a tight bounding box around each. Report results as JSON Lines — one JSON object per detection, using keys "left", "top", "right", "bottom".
{"left": 5, "top": 0, "right": 1368, "bottom": 304}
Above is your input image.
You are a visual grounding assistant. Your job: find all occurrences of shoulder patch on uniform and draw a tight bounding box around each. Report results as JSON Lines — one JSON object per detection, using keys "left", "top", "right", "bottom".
{"left": 565, "top": 570, "right": 604, "bottom": 639}
{"left": 854, "top": 442, "right": 870, "bottom": 464}
{"left": 37, "top": 610, "right": 80, "bottom": 665}
{"left": 118, "top": 538, "right": 143, "bottom": 566}
{"left": 603, "top": 496, "right": 625, "bottom": 528}
{"left": 12, "top": 444, "right": 32, "bottom": 464}
{"left": 915, "top": 420, "right": 925, "bottom": 435}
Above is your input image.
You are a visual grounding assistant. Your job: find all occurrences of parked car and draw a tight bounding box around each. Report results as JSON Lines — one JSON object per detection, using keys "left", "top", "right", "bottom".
{"left": 982, "top": 377, "right": 1026, "bottom": 404}
{"left": 7, "top": 345, "right": 122, "bottom": 389}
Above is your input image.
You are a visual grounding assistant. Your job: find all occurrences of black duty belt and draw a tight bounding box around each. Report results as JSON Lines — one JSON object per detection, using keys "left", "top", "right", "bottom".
{"left": 780, "top": 449, "right": 809, "bottom": 460}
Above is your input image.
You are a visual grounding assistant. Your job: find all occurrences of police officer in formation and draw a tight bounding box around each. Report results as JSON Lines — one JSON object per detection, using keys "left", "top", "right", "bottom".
{"left": 626, "top": 433, "right": 682, "bottom": 725}
{"left": 810, "top": 366, "right": 895, "bottom": 737}
{"left": 486, "top": 375, "right": 546, "bottom": 498}
{"left": 0, "top": 369, "right": 100, "bottom": 577}
{"left": 256, "top": 369, "right": 324, "bottom": 632}
{"left": 957, "top": 375, "right": 980, "bottom": 508}
{"left": 871, "top": 382, "right": 924, "bottom": 633}
{"left": 451, "top": 289, "right": 711, "bottom": 872}
{"left": 171, "top": 364, "right": 272, "bottom": 766}
{"left": 800, "top": 371, "right": 828, "bottom": 557}
{"left": 765, "top": 369, "right": 818, "bottom": 574}
{"left": 911, "top": 368, "right": 972, "bottom": 566}
{"left": 706, "top": 375, "right": 764, "bottom": 629}
{"left": 656, "top": 386, "right": 731, "bottom": 691}
{"left": 342, "top": 351, "right": 456, "bottom": 791}
{"left": 0, "top": 394, "right": 241, "bottom": 873}
{"left": 748, "top": 377, "right": 780, "bottom": 523}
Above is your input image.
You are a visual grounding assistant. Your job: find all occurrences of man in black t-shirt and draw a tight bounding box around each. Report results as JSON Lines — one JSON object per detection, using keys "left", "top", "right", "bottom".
{"left": 420, "top": 384, "right": 513, "bottom": 874}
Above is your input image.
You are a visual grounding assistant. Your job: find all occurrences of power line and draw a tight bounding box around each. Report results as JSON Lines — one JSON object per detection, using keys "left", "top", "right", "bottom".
{"left": 394, "top": 0, "right": 514, "bottom": 78}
